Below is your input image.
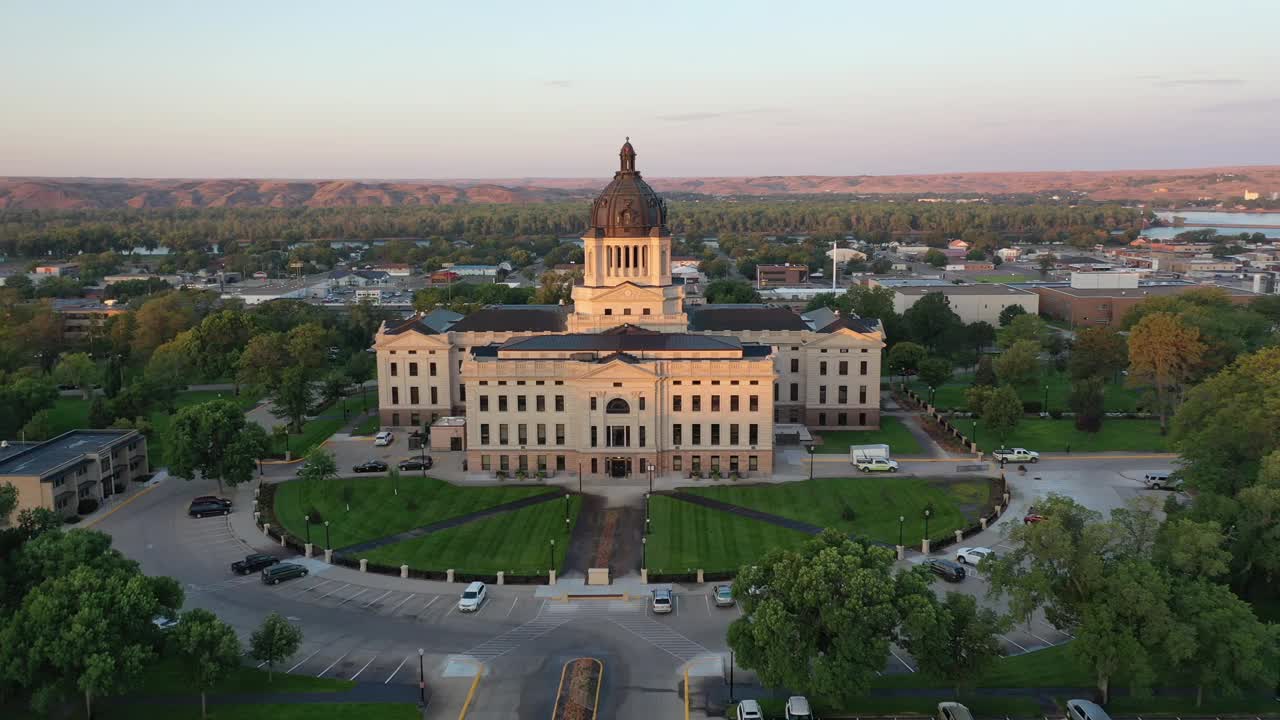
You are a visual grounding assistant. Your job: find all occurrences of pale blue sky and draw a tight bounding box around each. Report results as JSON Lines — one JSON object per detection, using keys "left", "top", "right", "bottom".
{"left": 3, "top": 0, "right": 1278, "bottom": 178}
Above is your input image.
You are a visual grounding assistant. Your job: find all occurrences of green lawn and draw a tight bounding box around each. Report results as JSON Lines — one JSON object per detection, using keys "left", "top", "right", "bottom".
{"left": 351, "top": 412, "right": 380, "bottom": 435}
{"left": 136, "top": 663, "right": 352, "bottom": 695}
{"left": 364, "top": 496, "right": 582, "bottom": 574}
{"left": 814, "top": 416, "right": 926, "bottom": 455}
{"left": 987, "top": 418, "right": 1169, "bottom": 453}
{"left": 972, "top": 274, "right": 1031, "bottom": 283}
{"left": 272, "top": 475, "right": 556, "bottom": 549}
{"left": 272, "top": 398, "right": 350, "bottom": 459}
{"left": 682, "top": 476, "right": 990, "bottom": 546}
{"left": 876, "top": 645, "right": 1093, "bottom": 690}
{"left": 645, "top": 495, "right": 810, "bottom": 574}
{"left": 912, "top": 370, "right": 1140, "bottom": 413}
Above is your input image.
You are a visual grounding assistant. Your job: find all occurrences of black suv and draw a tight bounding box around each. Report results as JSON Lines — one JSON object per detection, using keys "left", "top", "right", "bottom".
{"left": 353, "top": 460, "right": 388, "bottom": 473}
{"left": 261, "top": 563, "right": 308, "bottom": 585}
{"left": 924, "top": 558, "right": 967, "bottom": 582}
{"left": 193, "top": 495, "right": 232, "bottom": 508}
{"left": 231, "top": 553, "right": 279, "bottom": 575}
{"left": 189, "top": 499, "right": 232, "bottom": 518}
{"left": 398, "top": 457, "right": 432, "bottom": 471}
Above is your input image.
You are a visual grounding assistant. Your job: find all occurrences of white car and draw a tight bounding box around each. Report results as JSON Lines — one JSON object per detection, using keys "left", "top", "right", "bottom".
{"left": 955, "top": 546, "right": 995, "bottom": 565}
{"left": 374, "top": 431, "right": 393, "bottom": 446}
{"left": 458, "top": 581, "right": 486, "bottom": 612}
{"left": 856, "top": 458, "right": 899, "bottom": 473}
{"left": 652, "top": 589, "right": 673, "bottom": 614}
{"left": 992, "top": 447, "right": 1039, "bottom": 463}
{"left": 736, "top": 699, "right": 764, "bottom": 720}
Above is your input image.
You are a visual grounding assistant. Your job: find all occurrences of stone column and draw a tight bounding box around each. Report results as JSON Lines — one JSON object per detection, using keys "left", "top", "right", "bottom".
{"left": 497, "top": 571, "right": 505, "bottom": 585}
{"left": 954, "top": 529, "right": 963, "bottom": 544}
{"left": 304, "top": 543, "right": 313, "bottom": 558}
{"left": 400, "top": 565, "right": 409, "bottom": 578}
{"left": 359, "top": 558, "right": 368, "bottom": 572}
{"left": 640, "top": 568, "right": 648, "bottom": 584}
{"left": 696, "top": 569, "right": 704, "bottom": 584}
{"left": 921, "top": 538, "right": 931, "bottom": 554}
{"left": 446, "top": 569, "right": 455, "bottom": 583}
{"left": 896, "top": 545, "right": 905, "bottom": 560}
{"left": 548, "top": 569, "right": 556, "bottom": 584}
{"left": 324, "top": 548, "right": 333, "bottom": 563}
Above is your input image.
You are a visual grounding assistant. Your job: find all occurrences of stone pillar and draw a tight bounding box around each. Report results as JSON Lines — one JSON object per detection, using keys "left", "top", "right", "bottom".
{"left": 400, "top": 565, "right": 409, "bottom": 579}
{"left": 980, "top": 518, "right": 988, "bottom": 530}
{"left": 696, "top": 569, "right": 704, "bottom": 584}
{"left": 359, "top": 558, "right": 368, "bottom": 572}
{"left": 324, "top": 548, "right": 333, "bottom": 563}
{"left": 263, "top": 523, "right": 271, "bottom": 536}
{"left": 548, "top": 569, "right": 556, "bottom": 584}
{"left": 896, "top": 545, "right": 905, "bottom": 560}
{"left": 252, "top": 500, "right": 258, "bottom": 512}
{"left": 446, "top": 569, "right": 455, "bottom": 583}
{"left": 954, "top": 529, "right": 963, "bottom": 543}
{"left": 497, "top": 571, "right": 504, "bottom": 585}
{"left": 995, "top": 504, "right": 1003, "bottom": 515}
{"left": 279, "top": 533, "right": 286, "bottom": 547}
{"left": 254, "top": 486, "right": 260, "bottom": 498}
{"left": 640, "top": 568, "right": 648, "bottom": 584}
{"left": 971, "top": 442, "right": 979, "bottom": 453}
{"left": 254, "top": 511, "right": 261, "bottom": 523}
{"left": 1003, "top": 491, "right": 1011, "bottom": 505}
{"left": 304, "top": 543, "right": 313, "bottom": 558}
{"left": 921, "top": 538, "right": 931, "bottom": 554}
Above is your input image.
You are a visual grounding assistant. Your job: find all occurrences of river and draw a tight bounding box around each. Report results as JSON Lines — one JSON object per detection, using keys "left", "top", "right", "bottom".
{"left": 1146, "top": 211, "right": 1280, "bottom": 239}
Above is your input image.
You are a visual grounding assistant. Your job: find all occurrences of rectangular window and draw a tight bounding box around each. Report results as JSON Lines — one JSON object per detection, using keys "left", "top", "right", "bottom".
{"left": 480, "top": 395, "right": 489, "bottom": 412}
{"left": 819, "top": 361, "right": 827, "bottom": 376}
{"left": 838, "top": 412, "right": 848, "bottom": 426}
{"left": 499, "top": 424, "right": 509, "bottom": 445}
{"left": 838, "top": 386, "right": 847, "bottom": 404}
{"left": 459, "top": 384, "right": 466, "bottom": 402}
{"left": 499, "top": 396, "right": 508, "bottom": 412}
{"left": 410, "top": 386, "right": 420, "bottom": 404}
{"left": 591, "top": 458, "right": 598, "bottom": 474}
{"left": 431, "top": 386, "right": 438, "bottom": 404}
{"left": 500, "top": 455, "right": 509, "bottom": 472}
{"left": 859, "top": 385, "right": 867, "bottom": 404}
{"left": 819, "top": 386, "right": 827, "bottom": 404}
{"left": 773, "top": 383, "right": 779, "bottom": 401}
{"left": 730, "top": 395, "right": 740, "bottom": 412}
{"left": 517, "top": 395, "right": 527, "bottom": 412}
{"left": 711, "top": 456, "right": 720, "bottom": 472}
{"left": 556, "top": 455, "right": 566, "bottom": 471}
{"left": 479, "top": 455, "right": 491, "bottom": 471}
{"left": 673, "top": 395, "right": 682, "bottom": 412}
{"left": 391, "top": 387, "right": 400, "bottom": 405}
{"left": 749, "top": 395, "right": 759, "bottom": 412}
{"left": 429, "top": 362, "right": 437, "bottom": 377}
{"left": 692, "top": 424, "right": 702, "bottom": 445}
{"left": 390, "top": 362, "right": 398, "bottom": 377}
{"left": 673, "top": 424, "right": 682, "bottom": 445}
{"left": 673, "top": 456, "right": 682, "bottom": 472}
{"left": 536, "top": 395, "right": 546, "bottom": 412}
{"left": 692, "top": 396, "right": 702, "bottom": 412}
{"left": 409, "top": 362, "right": 419, "bottom": 377}
{"left": 536, "top": 424, "right": 546, "bottom": 444}
{"left": 590, "top": 397, "right": 597, "bottom": 411}
{"left": 518, "top": 455, "right": 528, "bottom": 471}
{"left": 860, "top": 360, "right": 868, "bottom": 375}
{"left": 730, "top": 424, "right": 739, "bottom": 444}
{"left": 555, "top": 395, "right": 565, "bottom": 411}
{"left": 790, "top": 358, "right": 799, "bottom": 373}
{"left": 749, "top": 455, "right": 759, "bottom": 471}
{"left": 480, "top": 424, "right": 490, "bottom": 444}
{"left": 711, "top": 424, "right": 721, "bottom": 445}
{"left": 591, "top": 426, "right": 598, "bottom": 447}
{"left": 749, "top": 423, "right": 759, "bottom": 445}
{"left": 730, "top": 455, "right": 739, "bottom": 473}
{"left": 838, "top": 360, "right": 847, "bottom": 375}
{"left": 555, "top": 424, "right": 565, "bottom": 445}
{"left": 819, "top": 412, "right": 827, "bottom": 426}
{"left": 859, "top": 411, "right": 867, "bottom": 425}
{"left": 639, "top": 426, "right": 646, "bottom": 448}
{"left": 639, "top": 396, "right": 646, "bottom": 411}
{"left": 790, "top": 383, "right": 799, "bottom": 402}
{"left": 537, "top": 455, "right": 547, "bottom": 471}
{"left": 692, "top": 456, "right": 701, "bottom": 473}
{"left": 711, "top": 395, "right": 721, "bottom": 412}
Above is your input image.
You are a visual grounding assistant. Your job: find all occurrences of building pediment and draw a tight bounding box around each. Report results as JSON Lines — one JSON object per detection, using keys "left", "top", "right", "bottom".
{"left": 577, "top": 358, "right": 658, "bottom": 381}
{"left": 806, "top": 325, "right": 885, "bottom": 348}
{"left": 585, "top": 281, "right": 668, "bottom": 303}
{"left": 374, "top": 327, "right": 451, "bottom": 350}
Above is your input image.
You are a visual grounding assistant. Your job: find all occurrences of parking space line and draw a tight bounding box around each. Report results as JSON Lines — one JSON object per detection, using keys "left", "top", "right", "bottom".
{"left": 339, "top": 588, "right": 370, "bottom": 605}
{"left": 317, "top": 652, "right": 350, "bottom": 677}
{"left": 317, "top": 583, "right": 351, "bottom": 600}
{"left": 889, "top": 648, "right": 915, "bottom": 672}
{"left": 704, "top": 595, "right": 710, "bottom": 614}
{"left": 350, "top": 656, "right": 377, "bottom": 680}
{"left": 1026, "top": 630, "right": 1053, "bottom": 646}
{"left": 418, "top": 596, "right": 439, "bottom": 614}
{"left": 506, "top": 598, "right": 518, "bottom": 617}
{"left": 1000, "top": 634, "right": 1029, "bottom": 653}
{"left": 384, "top": 655, "right": 411, "bottom": 684}
{"left": 287, "top": 649, "right": 320, "bottom": 673}
{"left": 362, "top": 590, "right": 394, "bottom": 608}
{"left": 387, "top": 593, "right": 415, "bottom": 614}
{"left": 293, "top": 579, "right": 335, "bottom": 597}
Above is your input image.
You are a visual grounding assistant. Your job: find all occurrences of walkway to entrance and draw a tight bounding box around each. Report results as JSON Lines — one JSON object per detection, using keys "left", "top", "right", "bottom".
{"left": 562, "top": 494, "right": 645, "bottom": 578}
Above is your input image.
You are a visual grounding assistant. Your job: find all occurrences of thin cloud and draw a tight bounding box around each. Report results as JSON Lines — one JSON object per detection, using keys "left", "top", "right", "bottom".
{"left": 1139, "top": 74, "right": 1243, "bottom": 88}
{"left": 657, "top": 106, "right": 781, "bottom": 123}
{"left": 1196, "top": 96, "right": 1280, "bottom": 112}
{"left": 545, "top": 80, "right": 573, "bottom": 88}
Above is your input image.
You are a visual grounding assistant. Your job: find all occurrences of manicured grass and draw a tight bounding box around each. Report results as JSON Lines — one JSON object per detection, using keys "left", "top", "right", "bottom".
{"left": 645, "top": 495, "right": 811, "bottom": 574}
{"left": 988, "top": 418, "right": 1169, "bottom": 453}
{"left": 96, "top": 703, "right": 419, "bottom": 720}
{"left": 814, "top": 416, "right": 926, "bottom": 455}
{"left": 1104, "top": 693, "right": 1280, "bottom": 715}
{"left": 682, "top": 476, "right": 990, "bottom": 546}
{"left": 876, "top": 644, "right": 1092, "bottom": 690}
{"left": 364, "top": 496, "right": 582, "bottom": 574}
{"left": 272, "top": 398, "right": 348, "bottom": 459}
{"left": 47, "top": 396, "right": 92, "bottom": 433}
{"left": 912, "top": 371, "right": 1139, "bottom": 413}
{"left": 136, "top": 663, "right": 352, "bottom": 695}
{"left": 972, "top": 274, "right": 1031, "bottom": 283}
{"left": 351, "top": 412, "right": 380, "bottom": 435}
{"left": 272, "top": 475, "right": 555, "bottom": 549}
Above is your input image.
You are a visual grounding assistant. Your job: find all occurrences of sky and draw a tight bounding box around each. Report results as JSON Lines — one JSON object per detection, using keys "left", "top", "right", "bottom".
{"left": 3, "top": 0, "right": 1279, "bottom": 179}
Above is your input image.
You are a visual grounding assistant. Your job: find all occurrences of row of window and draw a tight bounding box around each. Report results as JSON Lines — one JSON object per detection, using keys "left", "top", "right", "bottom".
{"left": 474, "top": 454, "right": 762, "bottom": 474}
{"left": 390, "top": 386, "right": 440, "bottom": 405}
{"left": 786, "top": 358, "right": 870, "bottom": 376}
{"left": 389, "top": 361, "right": 438, "bottom": 377}
{"left": 479, "top": 423, "right": 567, "bottom": 446}
{"left": 673, "top": 455, "right": 759, "bottom": 473}
{"left": 670, "top": 423, "right": 760, "bottom": 447}
{"left": 671, "top": 394, "right": 759, "bottom": 413}
{"left": 479, "top": 394, "right": 567, "bottom": 413}
{"left": 773, "top": 382, "right": 869, "bottom": 404}
{"left": 476, "top": 422, "right": 762, "bottom": 448}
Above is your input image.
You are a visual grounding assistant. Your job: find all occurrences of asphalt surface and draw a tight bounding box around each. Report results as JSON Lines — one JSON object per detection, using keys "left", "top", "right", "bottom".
{"left": 92, "top": 451, "right": 1179, "bottom": 718}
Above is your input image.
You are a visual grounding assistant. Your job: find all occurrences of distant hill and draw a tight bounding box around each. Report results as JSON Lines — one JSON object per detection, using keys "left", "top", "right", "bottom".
{"left": 2, "top": 166, "right": 1278, "bottom": 209}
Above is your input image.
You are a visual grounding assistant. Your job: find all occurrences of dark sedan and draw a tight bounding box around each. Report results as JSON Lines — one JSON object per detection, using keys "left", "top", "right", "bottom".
{"left": 398, "top": 457, "right": 433, "bottom": 471}
{"left": 352, "top": 460, "right": 388, "bottom": 473}
{"left": 231, "top": 553, "right": 279, "bottom": 575}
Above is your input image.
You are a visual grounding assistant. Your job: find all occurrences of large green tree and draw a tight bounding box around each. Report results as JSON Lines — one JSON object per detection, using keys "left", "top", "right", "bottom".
{"left": 1069, "top": 376, "right": 1105, "bottom": 432}
{"left": 1164, "top": 580, "right": 1279, "bottom": 707}
{"left": 903, "top": 292, "right": 963, "bottom": 351}
{"left": 704, "top": 279, "right": 762, "bottom": 304}
{"left": 727, "top": 530, "right": 931, "bottom": 707}
{"left": 1069, "top": 326, "right": 1128, "bottom": 380}
{"left": 270, "top": 366, "right": 314, "bottom": 434}
{"left": 169, "top": 608, "right": 242, "bottom": 719}
{"left": 998, "top": 313, "right": 1047, "bottom": 349}
{"left": 1128, "top": 311, "right": 1206, "bottom": 434}
{"left": 249, "top": 612, "right": 303, "bottom": 683}
{"left": 52, "top": 352, "right": 100, "bottom": 399}
{"left": 901, "top": 592, "right": 1006, "bottom": 696}
{"left": 168, "top": 399, "right": 271, "bottom": 492}
{"left": 994, "top": 340, "right": 1040, "bottom": 389}
{"left": 981, "top": 385, "right": 1023, "bottom": 447}
{"left": 886, "top": 341, "right": 926, "bottom": 381}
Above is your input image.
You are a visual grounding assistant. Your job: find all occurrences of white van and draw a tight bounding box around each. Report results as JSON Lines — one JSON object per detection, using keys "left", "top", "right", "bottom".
{"left": 1142, "top": 471, "right": 1176, "bottom": 490}
{"left": 1067, "top": 699, "right": 1112, "bottom": 720}
{"left": 785, "top": 696, "right": 813, "bottom": 719}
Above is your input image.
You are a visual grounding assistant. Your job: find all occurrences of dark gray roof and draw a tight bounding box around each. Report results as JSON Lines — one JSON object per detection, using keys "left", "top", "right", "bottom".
{"left": 501, "top": 326, "right": 742, "bottom": 353}
{"left": 383, "top": 315, "right": 440, "bottom": 336}
{"left": 450, "top": 305, "right": 568, "bottom": 333}
{"left": 816, "top": 316, "right": 880, "bottom": 334}
{"left": 687, "top": 304, "right": 809, "bottom": 331}
{"left": 0, "top": 430, "right": 140, "bottom": 478}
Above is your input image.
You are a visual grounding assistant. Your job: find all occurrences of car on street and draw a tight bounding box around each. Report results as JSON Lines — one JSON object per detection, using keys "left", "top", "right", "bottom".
{"left": 188, "top": 499, "right": 232, "bottom": 518}
{"left": 374, "top": 431, "right": 394, "bottom": 446}
{"left": 736, "top": 699, "right": 764, "bottom": 720}
{"left": 1066, "top": 699, "right": 1113, "bottom": 720}
{"left": 231, "top": 553, "right": 279, "bottom": 575}
{"left": 352, "top": 460, "right": 388, "bottom": 473}
{"left": 458, "top": 581, "right": 486, "bottom": 612}
{"left": 193, "top": 495, "right": 232, "bottom": 508}
{"left": 785, "top": 696, "right": 814, "bottom": 719}
{"left": 955, "top": 547, "right": 995, "bottom": 565}
{"left": 939, "top": 701, "right": 975, "bottom": 720}
{"left": 924, "top": 558, "right": 967, "bottom": 582}
{"left": 1142, "top": 471, "right": 1181, "bottom": 490}
{"left": 856, "top": 457, "right": 899, "bottom": 473}
{"left": 398, "top": 456, "right": 433, "bottom": 471}
{"left": 713, "top": 584, "right": 734, "bottom": 607}
{"left": 1023, "top": 512, "right": 1046, "bottom": 525}
{"left": 151, "top": 614, "right": 178, "bottom": 631}
{"left": 652, "top": 588, "right": 673, "bottom": 614}
{"left": 992, "top": 447, "right": 1039, "bottom": 463}
{"left": 261, "top": 563, "right": 308, "bottom": 585}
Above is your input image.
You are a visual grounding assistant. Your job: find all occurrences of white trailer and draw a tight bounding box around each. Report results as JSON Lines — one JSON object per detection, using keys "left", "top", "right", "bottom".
{"left": 849, "top": 444, "right": 891, "bottom": 464}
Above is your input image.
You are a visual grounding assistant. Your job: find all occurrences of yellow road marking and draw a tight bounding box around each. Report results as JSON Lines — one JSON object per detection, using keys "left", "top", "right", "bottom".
{"left": 83, "top": 482, "right": 160, "bottom": 528}
{"left": 456, "top": 659, "right": 484, "bottom": 720}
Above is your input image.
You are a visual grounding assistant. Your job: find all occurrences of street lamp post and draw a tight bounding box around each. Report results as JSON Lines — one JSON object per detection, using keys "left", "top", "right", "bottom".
{"left": 972, "top": 418, "right": 978, "bottom": 448}
{"left": 549, "top": 539, "right": 556, "bottom": 573}
{"left": 807, "top": 444, "right": 816, "bottom": 480}
{"left": 1043, "top": 384, "right": 1050, "bottom": 414}
{"left": 304, "top": 514, "right": 311, "bottom": 545}
{"left": 563, "top": 494, "right": 570, "bottom": 525}
{"left": 417, "top": 648, "right": 425, "bottom": 706}
{"left": 923, "top": 508, "right": 931, "bottom": 541}
{"left": 641, "top": 536, "right": 647, "bottom": 570}
{"left": 578, "top": 462, "right": 583, "bottom": 494}
{"left": 928, "top": 385, "right": 935, "bottom": 406}
{"left": 420, "top": 439, "right": 428, "bottom": 479}
{"left": 648, "top": 466, "right": 653, "bottom": 494}
{"left": 729, "top": 649, "right": 735, "bottom": 702}
{"left": 898, "top": 515, "right": 904, "bottom": 547}
{"left": 324, "top": 520, "right": 331, "bottom": 550}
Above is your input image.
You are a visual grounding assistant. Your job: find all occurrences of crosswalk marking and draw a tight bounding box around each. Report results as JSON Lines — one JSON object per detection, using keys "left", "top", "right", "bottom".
{"left": 609, "top": 616, "right": 710, "bottom": 662}
{"left": 458, "top": 616, "right": 571, "bottom": 662}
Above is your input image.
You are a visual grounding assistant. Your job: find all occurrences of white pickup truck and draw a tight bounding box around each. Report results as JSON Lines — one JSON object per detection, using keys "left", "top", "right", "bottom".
{"left": 850, "top": 444, "right": 899, "bottom": 473}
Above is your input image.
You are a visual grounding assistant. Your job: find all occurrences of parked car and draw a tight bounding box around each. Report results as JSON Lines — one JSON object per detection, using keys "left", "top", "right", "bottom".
{"left": 458, "top": 581, "right": 486, "bottom": 612}
{"left": 261, "top": 563, "right": 308, "bottom": 585}
{"left": 993, "top": 447, "right": 1039, "bottom": 463}
{"left": 924, "top": 558, "right": 967, "bottom": 582}
{"left": 193, "top": 495, "right": 232, "bottom": 508}
{"left": 785, "top": 696, "right": 814, "bottom": 719}
{"left": 374, "top": 431, "right": 394, "bottom": 446}
{"left": 938, "top": 701, "right": 975, "bottom": 720}
{"left": 1142, "top": 471, "right": 1181, "bottom": 490}
{"left": 1066, "top": 699, "right": 1113, "bottom": 720}
{"left": 955, "top": 547, "right": 995, "bottom": 565}
{"left": 353, "top": 460, "right": 388, "bottom": 473}
{"left": 398, "top": 456, "right": 433, "bottom": 471}
{"left": 736, "top": 699, "right": 764, "bottom": 720}
{"left": 188, "top": 499, "right": 231, "bottom": 518}
{"left": 856, "top": 457, "right": 899, "bottom": 473}
{"left": 231, "top": 553, "right": 279, "bottom": 575}
{"left": 713, "top": 584, "right": 735, "bottom": 607}
{"left": 1023, "top": 512, "right": 1046, "bottom": 525}
{"left": 151, "top": 614, "right": 179, "bottom": 631}
{"left": 652, "top": 588, "right": 673, "bottom": 614}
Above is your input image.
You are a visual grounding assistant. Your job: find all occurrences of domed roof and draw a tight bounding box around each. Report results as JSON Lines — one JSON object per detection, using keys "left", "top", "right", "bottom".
{"left": 588, "top": 138, "right": 668, "bottom": 238}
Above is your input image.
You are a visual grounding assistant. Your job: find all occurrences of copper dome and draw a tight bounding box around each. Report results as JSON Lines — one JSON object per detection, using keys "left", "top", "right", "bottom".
{"left": 588, "top": 138, "right": 668, "bottom": 238}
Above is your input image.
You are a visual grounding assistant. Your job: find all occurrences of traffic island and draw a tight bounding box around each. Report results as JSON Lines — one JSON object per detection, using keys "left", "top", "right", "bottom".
{"left": 553, "top": 658, "right": 602, "bottom": 720}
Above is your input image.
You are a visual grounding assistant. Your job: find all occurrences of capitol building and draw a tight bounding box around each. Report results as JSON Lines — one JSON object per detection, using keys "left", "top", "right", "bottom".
{"left": 373, "top": 141, "right": 885, "bottom": 479}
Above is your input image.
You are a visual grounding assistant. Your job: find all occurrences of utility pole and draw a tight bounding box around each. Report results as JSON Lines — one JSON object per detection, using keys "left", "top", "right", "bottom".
{"left": 832, "top": 240, "right": 838, "bottom": 290}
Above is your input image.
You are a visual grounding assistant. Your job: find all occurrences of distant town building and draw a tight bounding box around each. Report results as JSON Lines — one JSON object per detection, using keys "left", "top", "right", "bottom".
{"left": 52, "top": 298, "right": 125, "bottom": 341}
{"left": 948, "top": 239, "right": 970, "bottom": 250}
{"left": 1035, "top": 282, "right": 1258, "bottom": 327}
{"left": 330, "top": 269, "right": 390, "bottom": 287}
{"left": 0, "top": 430, "right": 148, "bottom": 518}
{"left": 826, "top": 247, "right": 867, "bottom": 264}
{"left": 755, "top": 263, "right": 809, "bottom": 287}
{"left": 445, "top": 264, "right": 500, "bottom": 278}
{"left": 1244, "top": 190, "right": 1260, "bottom": 201}
{"left": 995, "top": 248, "right": 1022, "bottom": 262}
{"left": 890, "top": 284, "right": 1040, "bottom": 325}
{"left": 355, "top": 288, "right": 387, "bottom": 305}
{"left": 669, "top": 256, "right": 702, "bottom": 270}
{"left": 35, "top": 263, "right": 79, "bottom": 277}
{"left": 373, "top": 263, "right": 414, "bottom": 276}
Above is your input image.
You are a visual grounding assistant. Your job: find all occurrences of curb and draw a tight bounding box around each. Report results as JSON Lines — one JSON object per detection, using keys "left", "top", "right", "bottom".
{"left": 83, "top": 482, "right": 162, "bottom": 528}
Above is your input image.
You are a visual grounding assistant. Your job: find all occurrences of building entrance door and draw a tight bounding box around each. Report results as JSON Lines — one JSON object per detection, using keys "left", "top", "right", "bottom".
{"left": 450, "top": 437, "right": 462, "bottom": 451}
{"left": 609, "top": 458, "right": 630, "bottom": 478}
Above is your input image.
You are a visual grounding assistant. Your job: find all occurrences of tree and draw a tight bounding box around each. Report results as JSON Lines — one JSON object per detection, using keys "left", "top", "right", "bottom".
{"left": 248, "top": 612, "right": 302, "bottom": 683}
{"left": 704, "top": 279, "right": 761, "bottom": 304}
{"left": 1038, "top": 253, "right": 1057, "bottom": 277}
{"left": 902, "top": 293, "right": 962, "bottom": 351}
{"left": 237, "top": 332, "right": 289, "bottom": 389}
{"left": 190, "top": 309, "right": 255, "bottom": 383}
{"left": 869, "top": 256, "right": 892, "bottom": 274}
{"left": 901, "top": 592, "right": 1006, "bottom": 696}
{"left": 88, "top": 395, "right": 115, "bottom": 428}
{"left": 131, "top": 290, "right": 204, "bottom": 360}
{"left": 532, "top": 270, "right": 579, "bottom": 305}
{"left": 727, "top": 530, "right": 931, "bottom": 707}
{"left": 918, "top": 357, "right": 953, "bottom": 390}
{"left": 0, "top": 376, "right": 58, "bottom": 439}
{"left": 981, "top": 386, "right": 1023, "bottom": 447}
{"left": 0, "top": 482, "right": 16, "bottom": 523}
{"left": 1165, "top": 580, "right": 1279, "bottom": 707}
{"left": 886, "top": 342, "right": 926, "bottom": 381}
{"left": 1128, "top": 312, "right": 1206, "bottom": 434}
{"left": 965, "top": 247, "right": 987, "bottom": 261}
{"left": 699, "top": 256, "right": 731, "bottom": 279}
{"left": 20, "top": 409, "right": 55, "bottom": 441}
{"left": 923, "top": 249, "right": 947, "bottom": 268}
{"left": 285, "top": 322, "right": 333, "bottom": 374}
{"left": 53, "top": 352, "right": 100, "bottom": 399}
{"left": 299, "top": 448, "right": 338, "bottom": 484}
{"left": 319, "top": 371, "right": 350, "bottom": 409}
{"left": 997, "top": 304, "right": 1027, "bottom": 327}
{"left": 1154, "top": 518, "right": 1232, "bottom": 580}
{"left": 965, "top": 384, "right": 995, "bottom": 416}
{"left": 167, "top": 400, "right": 271, "bottom": 492}
{"left": 994, "top": 340, "right": 1040, "bottom": 389}
{"left": 1069, "top": 376, "right": 1105, "bottom": 432}
{"left": 169, "top": 608, "right": 241, "bottom": 719}
{"left": 967, "top": 321, "right": 996, "bottom": 356}
{"left": 270, "top": 366, "right": 314, "bottom": 434}
{"left": 998, "top": 313, "right": 1046, "bottom": 349}
{"left": 973, "top": 354, "right": 997, "bottom": 387}
{"left": 1069, "top": 327, "right": 1128, "bottom": 380}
